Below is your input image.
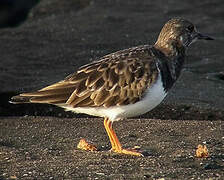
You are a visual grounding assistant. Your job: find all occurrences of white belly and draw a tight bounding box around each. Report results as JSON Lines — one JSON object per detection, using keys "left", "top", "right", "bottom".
{"left": 63, "top": 74, "right": 167, "bottom": 122}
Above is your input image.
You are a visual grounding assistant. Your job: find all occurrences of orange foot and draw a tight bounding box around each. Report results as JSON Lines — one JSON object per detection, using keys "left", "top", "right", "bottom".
{"left": 104, "top": 118, "right": 143, "bottom": 157}
{"left": 112, "top": 148, "right": 143, "bottom": 156}
{"left": 77, "top": 138, "right": 97, "bottom": 151}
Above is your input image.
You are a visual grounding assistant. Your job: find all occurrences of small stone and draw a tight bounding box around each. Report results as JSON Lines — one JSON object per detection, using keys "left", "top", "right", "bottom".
{"left": 195, "top": 144, "right": 209, "bottom": 158}
{"left": 9, "top": 175, "right": 17, "bottom": 179}
{"left": 77, "top": 138, "right": 97, "bottom": 151}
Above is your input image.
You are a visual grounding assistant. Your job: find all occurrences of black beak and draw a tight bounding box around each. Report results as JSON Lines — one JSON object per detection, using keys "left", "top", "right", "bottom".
{"left": 197, "top": 32, "right": 214, "bottom": 40}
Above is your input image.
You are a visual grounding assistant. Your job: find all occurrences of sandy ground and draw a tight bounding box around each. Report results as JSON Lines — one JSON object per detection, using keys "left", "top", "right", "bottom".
{"left": 0, "top": 115, "right": 223, "bottom": 179}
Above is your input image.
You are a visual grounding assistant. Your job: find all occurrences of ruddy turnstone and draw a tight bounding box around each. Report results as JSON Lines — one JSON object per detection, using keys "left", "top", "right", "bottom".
{"left": 10, "top": 18, "right": 213, "bottom": 156}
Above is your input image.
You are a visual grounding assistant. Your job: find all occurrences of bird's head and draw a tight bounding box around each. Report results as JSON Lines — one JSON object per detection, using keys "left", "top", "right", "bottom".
{"left": 155, "top": 18, "right": 213, "bottom": 50}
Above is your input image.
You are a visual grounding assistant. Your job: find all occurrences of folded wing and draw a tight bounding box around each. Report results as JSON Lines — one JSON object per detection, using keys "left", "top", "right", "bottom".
{"left": 11, "top": 50, "right": 158, "bottom": 108}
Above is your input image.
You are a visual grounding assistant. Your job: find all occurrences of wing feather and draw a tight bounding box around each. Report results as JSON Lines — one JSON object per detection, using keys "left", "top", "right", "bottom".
{"left": 11, "top": 45, "right": 159, "bottom": 108}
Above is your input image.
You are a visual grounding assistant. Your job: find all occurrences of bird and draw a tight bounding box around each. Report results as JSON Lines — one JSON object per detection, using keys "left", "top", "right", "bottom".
{"left": 10, "top": 18, "right": 213, "bottom": 156}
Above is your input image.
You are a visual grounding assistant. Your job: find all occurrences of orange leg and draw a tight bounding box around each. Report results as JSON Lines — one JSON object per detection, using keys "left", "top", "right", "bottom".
{"left": 103, "top": 117, "right": 142, "bottom": 156}
{"left": 104, "top": 118, "right": 116, "bottom": 150}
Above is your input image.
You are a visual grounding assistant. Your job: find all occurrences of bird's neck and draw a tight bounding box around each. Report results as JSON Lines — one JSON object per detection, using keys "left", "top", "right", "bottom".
{"left": 154, "top": 38, "right": 185, "bottom": 56}
{"left": 153, "top": 40, "right": 186, "bottom": 90}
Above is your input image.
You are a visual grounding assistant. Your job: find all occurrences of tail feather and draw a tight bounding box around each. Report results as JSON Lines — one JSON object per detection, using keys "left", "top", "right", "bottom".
{"left": 28, "top": 94, "right": 68, "bottom": 104}
{"left": 9, "top": 85, "right": 75, "bottom": 105}
{"left": 9, "top": 80, "right": 78, "bottom": 105}
{"left": 10, "top": 93, "right": 69, "bottom": 105}
{"left": 10, "top": 95, "right": 32, "bottom": 104}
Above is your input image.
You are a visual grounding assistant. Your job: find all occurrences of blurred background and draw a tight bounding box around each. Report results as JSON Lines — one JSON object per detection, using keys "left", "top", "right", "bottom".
{"left": 0, "top": 0, "right": 223, "bottom": 117}
{"left": 0, "top": 0, "right": 39, "bottom": 28}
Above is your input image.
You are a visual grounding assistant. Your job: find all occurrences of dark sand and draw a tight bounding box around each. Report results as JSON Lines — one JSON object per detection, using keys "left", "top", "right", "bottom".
{"left": 0, "top": 0, "right": 224, "bottom": 179}
{"left": 0, "top": 116, "right": 224, "bottom": 179}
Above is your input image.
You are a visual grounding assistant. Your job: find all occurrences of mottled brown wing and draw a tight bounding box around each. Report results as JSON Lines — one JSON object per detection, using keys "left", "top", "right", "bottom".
{"left": 64, "top": 56, "right": 158, "bottom": 107}
{"left": 11, "top": 46, "right": 159, "bottom": 107}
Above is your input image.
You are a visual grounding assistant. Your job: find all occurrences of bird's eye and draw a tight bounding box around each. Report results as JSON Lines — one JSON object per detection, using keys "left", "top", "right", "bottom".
{"left": 186, "top": 25, "right": 194, "bottom": 33}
